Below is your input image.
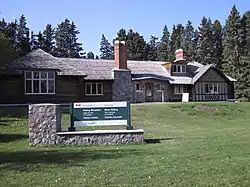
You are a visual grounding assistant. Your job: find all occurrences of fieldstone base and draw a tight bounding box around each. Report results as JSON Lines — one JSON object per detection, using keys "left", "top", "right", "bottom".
{"left": 30, "top": 130, "right": 144, "bottom": 146}
{"left": 55, "top": 130, "right": 144, "bottom": 146}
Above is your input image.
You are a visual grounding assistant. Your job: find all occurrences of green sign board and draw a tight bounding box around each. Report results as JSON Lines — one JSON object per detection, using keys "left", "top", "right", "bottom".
{"left": 70, "top": 101, "right": 131, "bottom": 127}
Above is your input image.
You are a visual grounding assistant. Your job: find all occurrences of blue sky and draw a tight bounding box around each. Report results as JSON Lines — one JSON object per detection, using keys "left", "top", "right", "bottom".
{"left": 1, "top": 0, "right": 249, "bottom": 56}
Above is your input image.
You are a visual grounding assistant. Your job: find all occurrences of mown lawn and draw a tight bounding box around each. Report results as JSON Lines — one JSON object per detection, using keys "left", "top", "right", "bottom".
{"left": 1, "top": 102, "right": 250, "bottom": 187}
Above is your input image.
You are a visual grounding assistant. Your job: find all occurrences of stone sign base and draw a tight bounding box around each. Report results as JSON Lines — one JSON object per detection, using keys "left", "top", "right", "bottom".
{"left": 28, "top": 104, "right": 144, "bottom": 146}
{"left": 55, "top": 129, "right": 144, "bottom": 146}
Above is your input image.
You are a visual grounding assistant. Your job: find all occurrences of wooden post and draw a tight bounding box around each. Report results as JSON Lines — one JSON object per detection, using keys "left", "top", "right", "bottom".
{"left": 126, "top": 101, "right": 133, "bottom": 130}
{"left": 68, "top": 103, "right": 76, "bottom": 131}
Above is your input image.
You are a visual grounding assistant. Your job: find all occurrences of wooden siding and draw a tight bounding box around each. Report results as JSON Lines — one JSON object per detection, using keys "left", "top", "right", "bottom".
{"left": 228, "top": 82, "right": 235, "bottom": 99}
{"left": 194, "top": 68, "right": 228, "bottom": 101}
{"left": 0, "top": 75, "right": 25, "bottom": 104}
{"left": 197, "top": 68, "right": 227, "bottom": 83}
{"left": 168, "top": 84, "right": 193, "bottom": 101}
{"left": 82, "top": 80, "right": 113, "bottom": 102}
{"left": 0, "top": 75, "right": 113, "bottom": 104}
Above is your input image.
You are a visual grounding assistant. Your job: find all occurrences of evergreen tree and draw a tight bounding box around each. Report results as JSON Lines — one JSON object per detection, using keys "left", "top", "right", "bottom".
{"left": 5, "top": 20, "right": 18, "bottom": 55}
{"left": 54, "top": 18, "right": 83, "bottom": 58}
{"left": 158, "top": 25, "right": 170, "bottom": 61}
{"left": 181, "top": 21, "right": 195, "bottom": 61}
{"left": 196, "top": 17, "right": 214, "bottom": 64}
{"left": 100, "top": 34, "right": 114, "bottom": 59}
{"left": 0, "top": 18, "right": 18, "bottom": 58}
{"left": 169, "top": 24, "right": 184, "bottom": 61}
{"left": 16, "top": 15, "right": 30, "bottom": 57}
{"left": 43, "top": 24, "right": 55, "bottom": 54}
{"left": 0, "top": 18, "right": 7, "bottom": 34}
{"left": 69, "top": 21, "right": 83, "bottom": 58}
{"left": 238, "top": 11, "right": 250, "bottom": 100}
{"left": 222, "top": 5, "right": 242, "bottom": 98}
{"left": 147, "top": 35, "right": 159, "bottom": 61}
{"left": 0, "top": 32, "right": 13, "bottom": 73}
{"left": 114, "top": 29, "right": 127, "bottom": 42}
{"left": 31, "top": 31, "right": 45, "bottom": 50}
{"left": 87, "top": 51, "right": 94, "bottom": 59}
{"left": 212, "top": 20, "right": 223, "bottom": 67}
{"left": 126, "top": 29, "right": 147, "bottom": 60}
{"left": 95, "top": 55, "right": 99, "bottom": 59}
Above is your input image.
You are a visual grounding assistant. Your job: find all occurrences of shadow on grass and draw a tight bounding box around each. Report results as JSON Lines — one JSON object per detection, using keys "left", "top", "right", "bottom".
{"left": 144, "top": 137, "right": 181, "bottom": 144}
{"left": 0, "top": 119, "right": 22, "bottom": 126}
{"left": 0, "top": 149, "right": 148, "bottom": 172}
{"left": 0, "top": 134, "right": 28, "bottom": 143}
{"left": 0, "top": 107, "right": 28, "bottom": 118}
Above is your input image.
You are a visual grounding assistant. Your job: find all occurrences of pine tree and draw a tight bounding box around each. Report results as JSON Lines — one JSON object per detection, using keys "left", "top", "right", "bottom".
{"left": 43, "top": 24, "right": 54, "bottom": 54}
{"left": 100, "top": 34, "right": 113, "bottom": 59}
{"left": 126, "top": 29, "right": 147, "bottom": 60}
{"left": 5, "top": 20, "right": 18, "bottom": 55}
{"left": 114, "top": 29, "right": 127, "bottom": 42}
{"left": 31, "top": 31, "right": 45, "bottom": 50}
{"left": 212, "top": 20, "right": 223, "bottom": 68}
{"left": 196, "top": 17, "right": 214, "bottom": 64}
{"left": 87, "top": 51, "right": 94, "bottom": 59}
{"left": 95, "top": 55, "right": 99, "bottom": 59}
{"left": 222, "top": 5, "right": 242, "bottom": 98}
{"left": 158, "top": 25, "right": 170, "bottom": 61}
{"left": 181, "top": 21, "right": 195, "bottom": 61}
{"left": 69, "top": 21, "right": 83, "bottom": 58}
{"left": 169, "top": 24, "right": 184, "bottom": 61}
{"left": 0, "top": 18, "right": 7, "bottom": 34}
{"left": 0, "top": 18, "right": 18, "bottom": 58}
{"left": 54, "top": 18, "right": 83, "bottom": 58}
{"left": 238, "top": 11, "right": 250, "bottom": 100}
{"left": 16, "top": 15, "right": 30, "bottom": 57}
{"left": 0, "top": 32, "right": 13, "bottom": 73}
{"left": 147, "top": 35, "right": 159, "bottom": 61}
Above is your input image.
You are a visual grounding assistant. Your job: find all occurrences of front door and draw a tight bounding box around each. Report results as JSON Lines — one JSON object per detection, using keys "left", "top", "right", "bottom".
{"left": 145, "top": 83, "right": 153, "bottom": 102}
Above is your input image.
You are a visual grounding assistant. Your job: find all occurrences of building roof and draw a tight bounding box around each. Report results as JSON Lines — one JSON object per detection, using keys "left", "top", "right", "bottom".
{"left": 9, "top": 49, "right": 86, "bottom": 76}
{"left": 47, "top": 57, "right": 171, "bottom": 80}
{"left": 192, "top": 64, "right": 213, "bottom": 83}
{"left": 7, "top": 49, "right": 236, "bottom": 83}
{"left": 169, "top": 76, "right": 193, "bottom": 84}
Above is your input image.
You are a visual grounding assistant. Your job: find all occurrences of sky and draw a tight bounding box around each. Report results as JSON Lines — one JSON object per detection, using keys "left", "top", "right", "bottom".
{"left": 1, "top": 0, "right": 249, "bottom": 56}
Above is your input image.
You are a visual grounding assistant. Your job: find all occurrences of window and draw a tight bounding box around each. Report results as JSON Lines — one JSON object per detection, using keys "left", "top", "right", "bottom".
{"left": 85, "top": 83, "right": 103, "bottom": 95}
{"left": 174, "top": 85, "right": 187, "bottom": 94}
{"left": 135, "top": 83, "right": 142, "bottom": 92}
{"left": 204, "top": 83, "right": 219, "bottom": 94}
{"left": 156, "top": 83, "right": 162, "bottom": 91}
{"left": 25, "top": 71, "right": 55, "bottom": 94}
{"left": 173, "top": 65, "right": 186, "bottom": 73}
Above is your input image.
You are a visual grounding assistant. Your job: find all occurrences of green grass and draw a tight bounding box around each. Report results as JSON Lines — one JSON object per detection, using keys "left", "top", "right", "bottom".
{"left": 1, "top": 102, "right": 250, "bottom": 186}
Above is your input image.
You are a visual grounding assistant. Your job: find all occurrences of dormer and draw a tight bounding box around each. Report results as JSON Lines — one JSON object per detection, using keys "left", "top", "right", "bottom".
{"left": 171, "top": 49, "right": 187, "bottom": 76}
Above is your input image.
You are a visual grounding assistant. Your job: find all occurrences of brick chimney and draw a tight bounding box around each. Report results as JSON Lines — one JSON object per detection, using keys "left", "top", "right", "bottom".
{"left": 174, "top": 49, "right": 184, "bottom": 62}
{"left": 114, "top": 40, "right": 127, "bottom": 69}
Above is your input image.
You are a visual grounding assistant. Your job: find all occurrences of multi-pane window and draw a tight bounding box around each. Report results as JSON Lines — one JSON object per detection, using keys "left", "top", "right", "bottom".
{"left": 135, "top": 83, "right": 142, "bottom": 91}
{"left": 174, "top": 85, "right": 187, "bottom": 94}
{"left": 204, "top": 83, "right": 219, "bottom": 94}
{"left": 85, "top": 83, "right": 103, "bottom": 95}
{"left": 156, "top": 83, "right": 162, "bottom": 91}
{"left": 25, "top": 71, "right": 55, "bottom": 94}
{"left": 173, "top": 65, "right": 186, "bottom": 73}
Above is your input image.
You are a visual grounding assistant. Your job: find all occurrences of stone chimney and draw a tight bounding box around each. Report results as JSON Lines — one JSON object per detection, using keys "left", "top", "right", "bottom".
{"left": 174, "top": 49, "right": 185, "bottom": 62}
{"left": 114, "top": 40, "right": 127, "bottom": 69}
{"left": 112, "top": 40, "right": 132, "bottom": 102}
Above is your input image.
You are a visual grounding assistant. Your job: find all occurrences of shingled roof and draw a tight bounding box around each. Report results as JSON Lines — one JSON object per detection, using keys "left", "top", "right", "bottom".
{"left": 9, "top": 49, "right": 86, "bottom": 76}
{"left": 59, "top": 58, "right": 170, "bottom": 80}
{"left": 8, "top": 49, "right": 236, "bottom": 83}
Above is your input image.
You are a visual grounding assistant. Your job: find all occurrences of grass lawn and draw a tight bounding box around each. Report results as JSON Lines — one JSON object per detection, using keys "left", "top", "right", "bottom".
{"left": 1, "top": 102, "right": 250, "bottom": 186}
